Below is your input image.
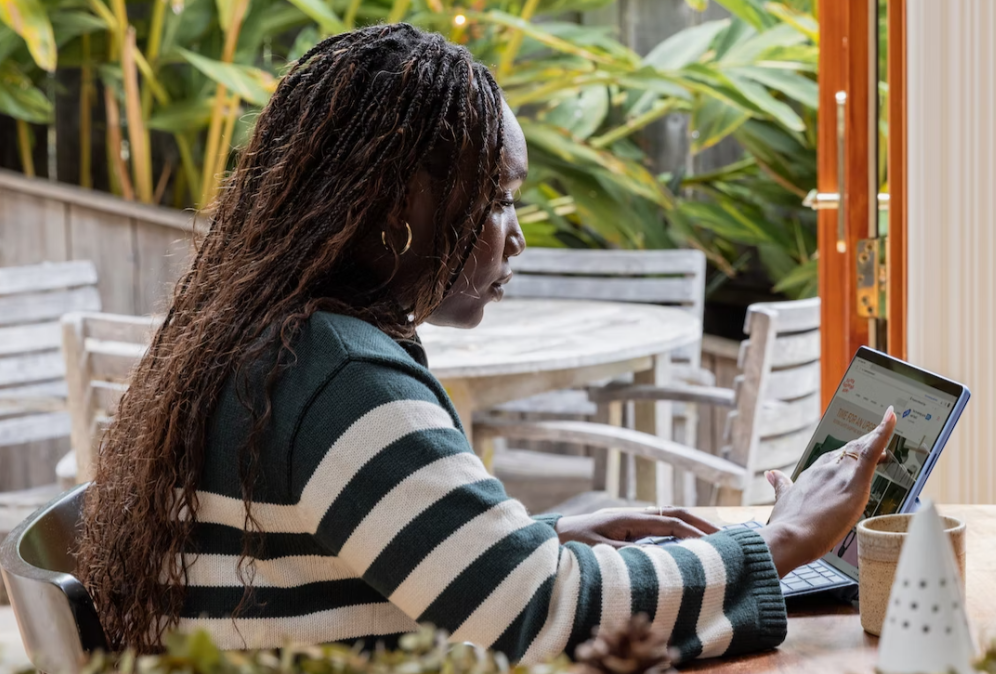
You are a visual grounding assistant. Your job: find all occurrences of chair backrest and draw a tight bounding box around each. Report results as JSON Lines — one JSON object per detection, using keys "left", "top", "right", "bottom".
{"left": 0, "top": 483, "right": 107, "bottom": 674}
{"left": 62, "top": 312, "right": 159, "bottom": 482}
{"left": 0, "top": 261, "right": 100, "bottom": 489}
{"left": 722, "top": 297, "right": 821, "bottom": 505}
{"left": 505, "top": 249, "right": 707, "bottom": 365}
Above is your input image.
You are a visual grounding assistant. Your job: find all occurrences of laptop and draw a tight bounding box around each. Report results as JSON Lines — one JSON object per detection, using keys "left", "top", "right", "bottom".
{"left": 637, "top": 346, "right": 971, "bottom": 599}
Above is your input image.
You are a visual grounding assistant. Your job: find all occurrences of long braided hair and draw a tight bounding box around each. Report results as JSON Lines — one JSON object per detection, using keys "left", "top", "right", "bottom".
{"left": 76, "top": 23, "right": 507, "bottom": 652}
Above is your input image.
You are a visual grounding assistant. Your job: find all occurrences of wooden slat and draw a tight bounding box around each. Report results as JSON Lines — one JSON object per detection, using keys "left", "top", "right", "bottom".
{"left": 86, "top": 338, "right": 147, "bottom": 381}
{"left": 744, "top": 298, "right": 821, "bottom": 335}
{"left": 510, "top": 248, "right": 706, "bottom": 275}
{"left": 0, "top": 412, "right": 71, "bottom": 447}
{"left": 477, "top": 419, "right": 747, "bottom": 488}
{"left": 772, "top": 330, "right": 821, "bottom": 368}
{"left": 0, "top": 321, "right": 61, "bottom": 356}
{"left": 0, "top": 380, "right": 66, "bottom": 416}
{"left": 133, "top": 224, "right": 192, "bottom": 315}
{"left": 79, "top": 312, "right": 161, "bottom": 342}
{"left": 0, "top": 168, "right": 200, "bottom": 233}
{"left": 0, "top": 351, "right": 64, "bottom": 388}
{"left": 0, "top": 260, "right": 97, "bottom": 296}
{"left": 757, "top": 393, "right": 822, "bottom": 438}
{"left": 0, "top": 286, "right": 101, "bottom": 326}
{"left": 0, "top": 187, "right": 69, "bottom": 267}
{"left": 506, "top": 274, "right": 699, "bottom": 304}
{"left": 754, "top": 424, "right": 818, "bottom": 472}
{"left": 68, "top": 203, "right": 136, "bottom": 314}
{"left": 766, "top": 361, "right": 821, "bottom": 401}
{"left": 92, "top": 380, "right": 128, "bottom": 414}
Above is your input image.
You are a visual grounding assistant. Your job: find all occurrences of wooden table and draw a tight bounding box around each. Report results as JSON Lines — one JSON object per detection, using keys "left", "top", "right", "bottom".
{"left": 420, "top": 299, "right": 701, "bottom": 502}
{"left": 677, "top": 505, "right": 996, "bottom": 673}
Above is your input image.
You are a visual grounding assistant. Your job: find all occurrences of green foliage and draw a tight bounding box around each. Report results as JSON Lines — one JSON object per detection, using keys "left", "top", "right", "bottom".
{"left": 70, "top": 626, "right": 576, "bottom": 674}
{"left": 0, "top": 0, "right": 819, "bottom": 297}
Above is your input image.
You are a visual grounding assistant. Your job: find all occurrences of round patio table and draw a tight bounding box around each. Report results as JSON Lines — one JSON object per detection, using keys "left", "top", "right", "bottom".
{"left": 419, "top": 298, "right": 701, "bottom": 501}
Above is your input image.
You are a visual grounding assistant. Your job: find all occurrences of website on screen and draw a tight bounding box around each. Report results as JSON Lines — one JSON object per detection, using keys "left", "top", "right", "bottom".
{"left": 794, "top": 356, "right": 958, "bottom": 568}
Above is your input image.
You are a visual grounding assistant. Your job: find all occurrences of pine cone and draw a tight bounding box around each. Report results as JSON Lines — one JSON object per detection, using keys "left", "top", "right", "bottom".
{"left": 574, "top": 614, "right": 676, "bottom": 674}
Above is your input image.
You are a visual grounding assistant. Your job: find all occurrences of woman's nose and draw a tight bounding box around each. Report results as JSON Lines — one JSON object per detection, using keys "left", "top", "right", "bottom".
{"left": 506, "top": 217, "right": 526, "bottom": 258}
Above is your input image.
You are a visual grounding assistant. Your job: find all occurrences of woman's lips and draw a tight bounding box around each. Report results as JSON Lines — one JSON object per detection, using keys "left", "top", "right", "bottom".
{"left": 490, "top": 273, "right": 512, "bottom": 300}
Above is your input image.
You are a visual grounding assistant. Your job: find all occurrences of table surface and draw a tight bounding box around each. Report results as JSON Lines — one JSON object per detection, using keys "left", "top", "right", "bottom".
{"left": 419, "top": 299, "right": 700, "bottom": 380}
{"left": 678, "top": 505, "right": 996, "bottom": 674}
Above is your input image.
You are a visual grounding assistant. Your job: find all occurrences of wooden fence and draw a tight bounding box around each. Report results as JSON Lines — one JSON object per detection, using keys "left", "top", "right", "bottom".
{"left": 0, "top": 169, "right": 197, "bottom": 316}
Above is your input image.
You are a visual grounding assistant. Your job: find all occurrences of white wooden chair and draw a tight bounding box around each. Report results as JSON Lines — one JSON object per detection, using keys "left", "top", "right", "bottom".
{"left": 478, "top": 298, "right": 821, "bottom": 509}
{"left": 0, "top": 261, "right": 101, "bottom": 536}
{"left": 61, "top": 312, "right": 160, "bottom": 483}
{"left": 481, "top": 248, "right": 709, "bottom": 510}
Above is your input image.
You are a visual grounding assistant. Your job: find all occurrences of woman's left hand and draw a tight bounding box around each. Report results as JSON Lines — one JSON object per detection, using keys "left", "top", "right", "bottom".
{"left": 553, "top": 507, "right": 719, "bottom": 548}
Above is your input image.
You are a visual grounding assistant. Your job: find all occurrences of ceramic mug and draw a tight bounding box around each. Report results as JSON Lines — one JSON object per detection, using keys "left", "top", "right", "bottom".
{"left": 856, "top": 513, "right": 966, "bottom": 636}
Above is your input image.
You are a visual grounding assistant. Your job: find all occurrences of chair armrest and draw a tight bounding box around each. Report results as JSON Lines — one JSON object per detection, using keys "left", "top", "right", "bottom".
{"left": 588, "top": 382, "right": 736, "bottom": 408}
{"left": 475, "top": 419, "right": 746, "bottom": 489}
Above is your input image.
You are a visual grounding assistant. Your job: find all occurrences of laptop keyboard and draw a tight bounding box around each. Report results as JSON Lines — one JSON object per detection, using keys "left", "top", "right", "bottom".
{"left": 635, "top": 519, "right": 853, "bottom": 594}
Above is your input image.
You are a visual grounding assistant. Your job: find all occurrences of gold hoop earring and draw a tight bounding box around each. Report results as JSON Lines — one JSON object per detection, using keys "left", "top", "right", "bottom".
{"left": 381, "top": 222, "right": 413, "bottom": 255}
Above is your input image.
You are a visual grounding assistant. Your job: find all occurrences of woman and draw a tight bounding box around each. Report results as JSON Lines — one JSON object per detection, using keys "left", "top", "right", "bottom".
{"left": 77, "top": 23, "right": 897, "bottom": 664}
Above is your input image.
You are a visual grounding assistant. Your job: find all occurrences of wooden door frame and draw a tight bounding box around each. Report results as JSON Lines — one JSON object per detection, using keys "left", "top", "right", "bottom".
{"left": 818, "top": 0, "right": 908, "bottom": 403}
{"left": 887, "top": 0, "right": 907, "bottom": 361}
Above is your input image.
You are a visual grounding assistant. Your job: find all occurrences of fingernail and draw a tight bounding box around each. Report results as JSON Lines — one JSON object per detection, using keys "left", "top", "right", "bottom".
{"left": 765, "top": 470, "right": 774, "bottom": 486}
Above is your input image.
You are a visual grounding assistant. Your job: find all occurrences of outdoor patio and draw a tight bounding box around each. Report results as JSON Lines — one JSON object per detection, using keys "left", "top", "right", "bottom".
{"left": 1, "top": 0, "right": 995, "bottom": 672}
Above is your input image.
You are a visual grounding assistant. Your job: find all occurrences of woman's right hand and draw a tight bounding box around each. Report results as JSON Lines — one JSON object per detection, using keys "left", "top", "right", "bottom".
{"left": 758, "top": 407, "right": 898, "bottom": 577}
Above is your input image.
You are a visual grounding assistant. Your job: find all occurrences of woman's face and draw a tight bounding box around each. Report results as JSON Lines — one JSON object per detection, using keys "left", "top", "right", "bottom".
{"left": 426, "top": 102, "right": 528, "bottom": 328}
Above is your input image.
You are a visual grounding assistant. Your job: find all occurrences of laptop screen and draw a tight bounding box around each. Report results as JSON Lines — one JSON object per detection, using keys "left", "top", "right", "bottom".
{"left": 790, "top": 352, "right": 959, "bottom": 573}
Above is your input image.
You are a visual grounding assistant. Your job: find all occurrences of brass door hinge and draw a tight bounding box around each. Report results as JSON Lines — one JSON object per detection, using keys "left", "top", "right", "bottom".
{"left": 856, "top": 237, "right": 887, "bottom": 319}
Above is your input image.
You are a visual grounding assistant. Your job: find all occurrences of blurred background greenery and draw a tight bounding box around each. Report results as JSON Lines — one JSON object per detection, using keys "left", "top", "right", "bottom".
{"left": 0, "top": 0, "right": 818, "bottom": 314}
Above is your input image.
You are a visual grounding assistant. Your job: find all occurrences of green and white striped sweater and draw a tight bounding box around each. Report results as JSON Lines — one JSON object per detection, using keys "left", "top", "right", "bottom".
{"left": 177, "top": 312, "right": 787, "bottom": 663}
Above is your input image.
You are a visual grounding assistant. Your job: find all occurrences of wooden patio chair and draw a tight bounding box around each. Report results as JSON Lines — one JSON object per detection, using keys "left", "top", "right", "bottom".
{"left": 480, "top": 248, "right": 709, "bottom": 511}
{"left": 0, "top": 261, "right": 101, "bottom": 539}
{"left": 61, "top": 312, "right": 160, "bottom": 483}
{"left": 477, "top": 298, "right": 821, "bottom": 510}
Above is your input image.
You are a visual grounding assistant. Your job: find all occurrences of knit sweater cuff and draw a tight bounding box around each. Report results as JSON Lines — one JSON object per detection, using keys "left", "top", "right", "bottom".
{"left": 721, "top": 527, "right": 788, "bottom": 652}
{"left": 531, "top": 513, "right": 563, "bottom": 530}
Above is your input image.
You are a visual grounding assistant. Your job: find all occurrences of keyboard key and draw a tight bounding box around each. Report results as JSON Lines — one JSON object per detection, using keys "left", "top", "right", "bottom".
{"left": 808, "top": 576, "right": 834, "bottom": 587}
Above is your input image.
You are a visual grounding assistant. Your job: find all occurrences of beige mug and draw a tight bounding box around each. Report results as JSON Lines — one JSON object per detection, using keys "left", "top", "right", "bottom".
{"left": 856, "top": 513, "right": 966, "bottom": 636}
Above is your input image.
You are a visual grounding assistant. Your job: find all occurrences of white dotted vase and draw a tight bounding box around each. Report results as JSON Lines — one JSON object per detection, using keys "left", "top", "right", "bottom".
{"left": 876, "top": 500, "right": 977, "bottom": 674}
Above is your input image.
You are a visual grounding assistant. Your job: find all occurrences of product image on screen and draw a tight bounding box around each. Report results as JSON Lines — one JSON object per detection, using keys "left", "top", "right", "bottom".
{"left": 791, "top": 355, "right": 958, "bottom": 571}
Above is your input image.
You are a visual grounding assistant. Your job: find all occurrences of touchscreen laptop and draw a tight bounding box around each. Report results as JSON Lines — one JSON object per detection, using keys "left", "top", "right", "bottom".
{"left": 638, "top": 346, "right": 971, "bottom": 599}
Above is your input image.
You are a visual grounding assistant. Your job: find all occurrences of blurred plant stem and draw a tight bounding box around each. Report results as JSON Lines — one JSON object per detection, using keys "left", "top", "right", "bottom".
{"left": 497, "top": 0, "right": 542, "bottom": 82}
{"left": 198, "top": 0, "right": 250, "bottom": 208}
{"left": 80, "top": 33, "right": 93, "bottom": 189}
{"left": 16, "top": 120, "right": 35, "bottom": 177}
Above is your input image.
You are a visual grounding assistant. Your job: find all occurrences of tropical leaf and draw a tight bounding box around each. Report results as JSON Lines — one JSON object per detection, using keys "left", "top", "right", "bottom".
{"left": 720, "top": 23, "right": 806, "bottom": 65}
{"left": 771, "top": 255, "right": 817, "bottom": 297}
{"left": 177, "top": 47, "right": 275, "bottom": 106}
{"left": 50, "top": 10, "right": 105, "bottom": 43}
{"left": 728, "top": 65, "right": 817, "bottom": 108}
{"left": 712, "top": 0, "right": 777, "bottom": 31}
{"left": 713, "top": 17, "right": 756, "bottom": 60}
{"left": 148, "top": 96, "right": 215, "bottom": 132}
{"left": 0, "top": 60, "right": 52, "bottom": 121}
{"left": 642, "top": 19, "right": 728, "bottom": 70}
{"left": 287, "top": 24, "right": 318, "bottom": 62}
{"left": 543, "top": 85, "right": 609, "bottom": 140}
{"left": 724, "top": 70, "right": 804, "bottom": 130}
{"left": 284, "top": 0, "right": 344, "bottom": 35}
{"left": 0, "top": 0, "right": 57, "bottom": 70}
{"left": 0, "top": 22, "right": 21, "bottom": 62}
{"left": 691, "top": 97, "right": 749, "bottom": 152}
{"left": 765, "top": 1, "right": 819, "bottom": 44}
{"left": 678, "top": 200, "right": 777, "bottom": 247}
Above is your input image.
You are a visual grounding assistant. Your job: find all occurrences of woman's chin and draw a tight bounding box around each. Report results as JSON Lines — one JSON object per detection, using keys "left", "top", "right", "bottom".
{"left": 426, "top": 300, "right": 489, "bottom": 329}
